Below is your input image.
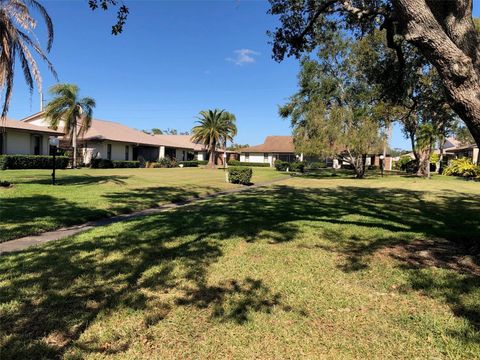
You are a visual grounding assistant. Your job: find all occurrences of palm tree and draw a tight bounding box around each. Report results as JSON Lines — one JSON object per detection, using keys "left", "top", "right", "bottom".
{"left": 0, "top": 0, "right": 56, "bottom": 120}
{"left": 45, "top": 84, "right": 95, "bottom": 168}
{"left": 191, "top": 109, "right": 237, "bottom": 169}
{"left": 220, "top": 111, "right": 237, "bottom": 168}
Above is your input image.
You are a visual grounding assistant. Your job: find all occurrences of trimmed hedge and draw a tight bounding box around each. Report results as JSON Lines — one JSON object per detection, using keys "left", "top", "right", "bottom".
{"left": 228, "top": 166, "right": 253, "bottom": 185}
{"left": 113, "top": 160, "right": 140, "bottom": 168}
{"left": 274, "top": 160, "right": 305, "bottom": 173}
{"left": 91, "top": 159, "right": 140, "bottom": 168}
{"left": 228, "top": 160, "right": 270, "bottom": 167}
{"left": 178, "top": 160, "right": 199, "bottom": 167}
{"left": 0, "top": 155, "right": 69, "bottom": 170}
{"left": 90, "top": 159, "right": 113, "bottom": 168}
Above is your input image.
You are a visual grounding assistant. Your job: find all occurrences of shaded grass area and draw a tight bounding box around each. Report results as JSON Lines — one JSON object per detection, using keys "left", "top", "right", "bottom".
{"left": 0, "top": 167, "right": 288, "bottom": 242}
{"left": 0, "top": 177, "right": 479, "bottom": 358}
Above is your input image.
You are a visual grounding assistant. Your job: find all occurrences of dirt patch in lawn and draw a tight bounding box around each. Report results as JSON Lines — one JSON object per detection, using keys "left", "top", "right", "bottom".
{"left": 378, "top": 239, "right": 480, "bottom": 276}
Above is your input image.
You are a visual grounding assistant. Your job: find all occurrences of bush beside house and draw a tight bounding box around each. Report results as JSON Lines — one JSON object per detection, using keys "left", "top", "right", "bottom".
{"left": 0, "top": 155, "right": 69, "bottom": 170}
{"left": 228, "top": 160, "right": 270, "bottom": 167}
{"left": 443, "top": 158, "right": 480, "bottom": 178}
{"left": 274, "top": 160, "right": 305, "bottom": 173}
{"left": 91, "top": 159, "right": 140, "bottom": 168}
{"left": 228, "top": 166, "right": 252, "bottom": 185}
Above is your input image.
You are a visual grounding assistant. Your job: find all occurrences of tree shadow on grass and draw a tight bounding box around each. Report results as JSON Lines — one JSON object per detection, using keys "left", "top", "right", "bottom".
{"left": 0, "top": 183, "right": 479, "bottom": 357}
{"left": 13, "top": 174, "right": 131, "bottom": 186}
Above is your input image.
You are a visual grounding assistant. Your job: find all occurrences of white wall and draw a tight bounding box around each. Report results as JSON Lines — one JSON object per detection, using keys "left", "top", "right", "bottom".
{"left": 241, "top": 153, "right": 266, "bottom": 163}
{"left": 4, "top": 130, "right": 49, "bottom": 155}
{"left": 196, "top": 151, "right": 205, "bottom": 161}
{"left": 474, "top": 148, "right": 479, "bottom": 164}
{"left": 102, "top": 141, "right": 133, "bottom": 161}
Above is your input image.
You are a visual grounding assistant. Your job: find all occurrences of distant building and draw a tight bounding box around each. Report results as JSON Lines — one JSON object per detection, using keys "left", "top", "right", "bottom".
{"left": 239, "top": 136, "right": 302, "bottom": 167}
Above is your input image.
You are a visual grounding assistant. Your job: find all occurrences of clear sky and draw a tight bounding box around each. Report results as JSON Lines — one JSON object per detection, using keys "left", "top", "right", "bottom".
{"left": 7, "top": 1, "right": 480, "bottom": 149}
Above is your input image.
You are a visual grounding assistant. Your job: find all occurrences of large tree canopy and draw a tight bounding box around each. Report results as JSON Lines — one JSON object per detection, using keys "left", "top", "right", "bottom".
{"left": 268, "top": 0, "right": 480, "bottom": 149}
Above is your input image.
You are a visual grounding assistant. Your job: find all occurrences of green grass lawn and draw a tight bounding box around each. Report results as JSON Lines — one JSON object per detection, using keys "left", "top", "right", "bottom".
{"left": 0, "top": 167, "right": 288, "bottom": 242}
{"left": 0, "top": 175, "right": 479, "bottom": 359}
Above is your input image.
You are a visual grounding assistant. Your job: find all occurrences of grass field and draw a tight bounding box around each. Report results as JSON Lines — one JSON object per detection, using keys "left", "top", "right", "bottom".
{"left": 0, "top": 167, "right": 288, "bottom": 242}
{"left": 0, "top": 175, "right": 479, "bottom": 359}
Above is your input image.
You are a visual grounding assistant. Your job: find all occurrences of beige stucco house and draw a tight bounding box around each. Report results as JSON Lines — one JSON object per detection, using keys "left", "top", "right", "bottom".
{"left": 20, "top": 112, "right": 238, "bottom": 165}
{"left": 239, "top": 136, "right": 302, "bottom": 166}
{"left": 1, "top": 118, "right": 63, "bottom": 156}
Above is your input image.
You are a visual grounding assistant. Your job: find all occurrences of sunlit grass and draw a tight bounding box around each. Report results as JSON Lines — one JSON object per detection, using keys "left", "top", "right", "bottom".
{"left": 0, "top": 176, "right": 479, "bottom": 359}
{"left": 0, "top": 167, "right": 288, "bottom": 242}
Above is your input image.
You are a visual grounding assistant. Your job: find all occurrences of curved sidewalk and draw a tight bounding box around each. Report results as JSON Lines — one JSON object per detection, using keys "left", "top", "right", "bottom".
{"left": 0, "top": 178, "right": 289, "bottom": 254}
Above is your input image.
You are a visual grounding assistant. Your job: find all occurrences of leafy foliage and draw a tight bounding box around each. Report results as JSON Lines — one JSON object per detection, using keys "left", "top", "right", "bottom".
{"left": 178, "top": 160, "right": 200, "bottom": 167}
{"left": 228, "top": 160, "right": 270, "bottom": 167}
{"left": 274, "top": 160, "right": 304, "bottom": 172}
{"left": 0, "top": 0, "right": 57, "bottom": 119}
{"left": 0, "top": 155, "right": 68, "bottom": 170}
{"left": 45, "top": 84, "right": 96, "bottom": 168}
{"left": 191, "top": 109, "right": 237, "bottom": 168}
{"left": 88, "top": 0, "right": 129, "bottom": 35}
{"left": 443, "top": 158, "right": 480, "bottom": 178}
{"left": 279, "top": 34, "right": 383, "bottom": 178}
{"left": 228, "top": 166, "right": 253, "bottom": 185}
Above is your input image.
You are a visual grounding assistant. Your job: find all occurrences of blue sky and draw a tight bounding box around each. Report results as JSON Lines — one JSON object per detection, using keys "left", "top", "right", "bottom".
{"left": 7, "top": 1, "right": 480, "bottom": 149}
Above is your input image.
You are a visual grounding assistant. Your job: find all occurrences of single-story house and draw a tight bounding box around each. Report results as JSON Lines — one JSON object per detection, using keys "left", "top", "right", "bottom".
{"left": 154, "top": 134, "right": 239, "bottom": 164}
{"left": 445, "top": 143, "right": 479, "bottom": 164}
{"left": 0, "top": 118, "right": 63, "bottom": 155}
{"left": 22, "top": 112, "right": 164, "bottom": 163}
{"left": 21, "top": 111, "right": 239, "bottom": 165}
{"left": 239, "top": 136, "right": 302, "bottom": 167}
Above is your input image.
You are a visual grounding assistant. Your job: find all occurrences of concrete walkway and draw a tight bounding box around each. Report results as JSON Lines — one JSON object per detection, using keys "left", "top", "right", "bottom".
{"left": 0, "top": 178, "right": 288, "bottom": 254}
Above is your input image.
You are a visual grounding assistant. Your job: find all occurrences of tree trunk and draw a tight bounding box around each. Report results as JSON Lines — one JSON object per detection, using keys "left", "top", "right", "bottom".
{"left": 393, "top": 0, "right": 480, "bottom": 150}
{"left": 72, "top": 120, "right": 77, "bottom": 169}
{"left": 416, "top": 147, "right": 431, "bottom": 177}
{"left": 208, "top": 143, "right": 215, "bottom": 169}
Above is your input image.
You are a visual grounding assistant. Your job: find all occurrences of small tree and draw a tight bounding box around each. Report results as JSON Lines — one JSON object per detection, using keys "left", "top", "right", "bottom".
{"left": 45, "top": 84, "right": 95, "bottom": 168}
{"left": 280, "top": 35, "right": 383, "bottom": 178}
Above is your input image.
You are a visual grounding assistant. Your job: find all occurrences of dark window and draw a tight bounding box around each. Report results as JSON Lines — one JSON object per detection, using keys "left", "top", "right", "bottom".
{"left": 0, "top": 133, "right": 4, "bottom": 154}
{"left": 264, "top": 153, "right": 268, "bottom": 162}
{"left": 125, "top": 145, "right": 129, "bottom": 160}
{"left": 165, "top": 147, "right": 176, "bottom": 159}
{"left": 32, "top": 135, "right": 41, "bottom": 155}
{"left": 107, "top": 144, "right": 112, "bottom": 160}
{"left": 245, "top": 153, "right": 249, "bottom": 162}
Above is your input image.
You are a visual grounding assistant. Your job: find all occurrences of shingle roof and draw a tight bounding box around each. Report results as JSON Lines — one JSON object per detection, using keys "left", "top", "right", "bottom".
{"left": 4, "top": 118, "right": 63, "bottom": 135}
{"left": 240, "top": 136, "right": 295, "bottom": 153}
{"left": 444, "top": 137, "right": 462, "bottom": 149}
{"left": 154, "top": 134, "right": 205, "bottom": 151}
{"left": 80, "top": 119, "right": 161, "bottom": 146}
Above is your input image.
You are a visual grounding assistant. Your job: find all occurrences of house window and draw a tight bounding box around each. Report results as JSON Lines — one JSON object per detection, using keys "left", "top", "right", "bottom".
{"left": 245, "top": 153, "right": 249, "bottom": 162}
{"left": 0, "top": 133, "right": 4, "bottom": 154}
{"left": 107, "top": 144, "right": 112, "bottom": 160}
{"left": 32, "top": 135, "right": 42, "bottom": 155}
{"left": 264, "top": 153, "right": 268, "bottom": 163}
{"left": 125, "top": 145, "right": 129, "bottom": 160}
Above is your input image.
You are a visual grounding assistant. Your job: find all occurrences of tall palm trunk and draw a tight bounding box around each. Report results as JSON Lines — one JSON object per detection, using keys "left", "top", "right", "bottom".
{"left": 208, "top": 139, "right": 215, "bottom": 169}
{"left": 72, "top": 117, "right": 77, "bottom": 168}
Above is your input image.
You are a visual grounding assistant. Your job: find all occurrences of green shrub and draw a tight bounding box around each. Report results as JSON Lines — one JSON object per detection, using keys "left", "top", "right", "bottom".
{"left": 228, "top": 160, "right": 269, "bottom": 167}
{"left": 228, "top": 166, "right": 253, "bottom": 185}
{"left": 112, "top": 160, "right": 140, "bottom": 168}
{"left": 0, "top": 155, "right": 69, "bottom": 170}
{"left": 90, "top": 158, "right": 113, "bottom": 168}
{"left": 197, "top": 160, "right": 208, "bottom": 165}
{"left": 443, "top": 158, "right": 480, "bottom": 177}
{"left": 396, "top": 155, "right": 417, "bottom": 173}
{"left": 178, "top": 160, "right": 199, "bottom": 167}
{"left": 274, "top": 160, "right": 288, "bottom": 171}
{"left": 307, "top": 161, "right": 327, "bottom": 170}
{"left": 0, "top": 180, "right": 11, "bottom": 187}
{"left": 290, "top": 161, "right": 305, "bottom": 173}
{"left": 274, "top": 160, "right": 304, "bottom": 172}
{"left": 158, "top": 157, "right": 177, "bottom": 168}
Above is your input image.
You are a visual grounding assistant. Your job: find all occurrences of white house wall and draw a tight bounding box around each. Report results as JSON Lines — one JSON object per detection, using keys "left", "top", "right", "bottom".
{"left": 4, "top": 130, "right": 49, "bottom": 155}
